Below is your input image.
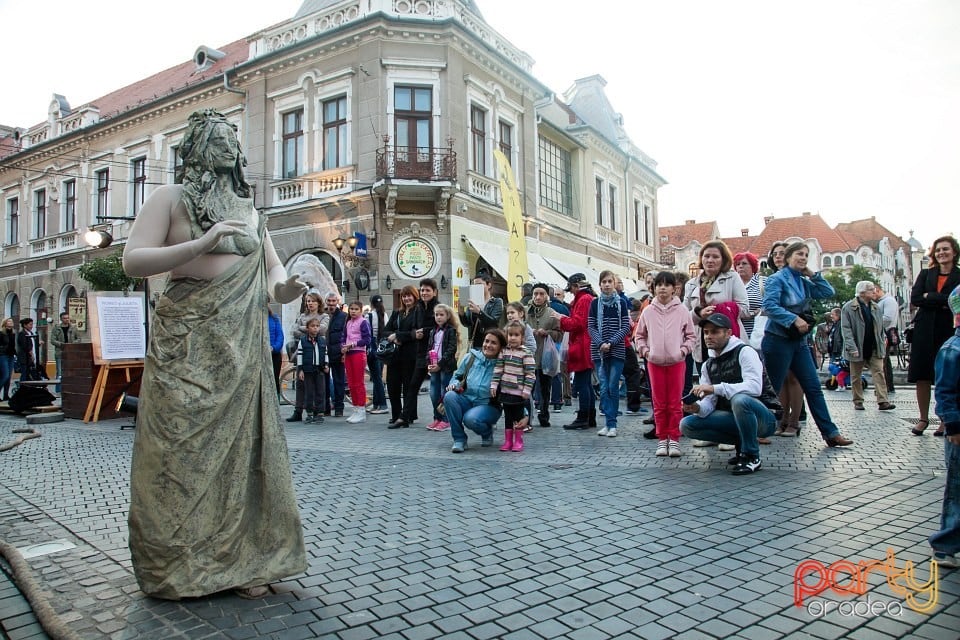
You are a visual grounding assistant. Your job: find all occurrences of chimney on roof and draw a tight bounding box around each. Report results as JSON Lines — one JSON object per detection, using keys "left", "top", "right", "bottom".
{"left": 802, "top": 212, "right": 811, "bottom": 216}
{"left": 685, "top": 219, "right": 696, "bottom": 225}
{"left": 741, "top": 228, "right": 749, "bottom": 237}
{"left": 763, "top": 216, "right": 774, "bottom": 225}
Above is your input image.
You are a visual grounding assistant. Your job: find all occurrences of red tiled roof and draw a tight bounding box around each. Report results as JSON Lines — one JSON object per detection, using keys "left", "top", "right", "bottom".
{"left": 82, "top": 39, "right": 249, "bottom": 121}
{"left": 835, "top": 217, "right": 912, "bottom": 255}
{"left": 753, "top": 213, "right": 850, "bottom": 253}
{"left": 720, "top": 235, "right": 758, "bottom": 256}
{"left": 0, "top": 135, "right": 19, "bottom": 161}
{"left": 659, "top": 220, "right": 720, "bottom": 249}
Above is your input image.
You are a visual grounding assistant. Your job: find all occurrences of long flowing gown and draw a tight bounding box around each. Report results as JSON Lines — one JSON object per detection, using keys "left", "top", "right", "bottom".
{"left": 128, "top": 224, "right": 307, "bottom": 600}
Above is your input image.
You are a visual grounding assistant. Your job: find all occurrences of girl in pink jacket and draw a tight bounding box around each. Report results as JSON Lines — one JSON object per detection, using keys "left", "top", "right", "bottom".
{"left": 634, "top": 272, "right": 696, "bottom": 457}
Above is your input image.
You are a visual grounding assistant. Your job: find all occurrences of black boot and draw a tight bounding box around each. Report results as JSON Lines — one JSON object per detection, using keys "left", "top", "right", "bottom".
{"left": 563, "top": 411, "right": 589, "bottom": 430}
{"left": 286, "top": 410, "right": 303, "bottom": 422}
{"left": 588, "top": 409, "right": 597, "bottom": 428}
{"left": 538, "top": 410, "right": 551, "bottom": 428}
{"left": 643, "top": 425, "right": 657, "bottom": 439}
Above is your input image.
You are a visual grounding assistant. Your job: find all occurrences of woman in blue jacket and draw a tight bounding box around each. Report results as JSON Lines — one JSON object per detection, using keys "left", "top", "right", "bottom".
{"left": 443, "top": 329, "right": 506, "bottom": 453}
{"left": 761, "top": 242, "right": 853, "bottom": 448}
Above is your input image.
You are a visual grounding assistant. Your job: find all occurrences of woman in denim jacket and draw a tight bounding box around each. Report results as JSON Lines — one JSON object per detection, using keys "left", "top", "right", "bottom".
{"left": 761, "top": 242, "right": 853, "bottom": 448}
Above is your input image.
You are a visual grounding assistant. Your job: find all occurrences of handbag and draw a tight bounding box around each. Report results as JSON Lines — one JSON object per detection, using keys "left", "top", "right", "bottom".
{"left": 375, "top": 338, "right": 397, "bottom": 364}
{"left": 541, "top": 335, "right": 560, "bottom": 377}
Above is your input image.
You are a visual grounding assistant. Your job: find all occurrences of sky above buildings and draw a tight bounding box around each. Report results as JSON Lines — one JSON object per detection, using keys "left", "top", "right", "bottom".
{"left": 1, "top": 0, "right": 956, "bottom": 251}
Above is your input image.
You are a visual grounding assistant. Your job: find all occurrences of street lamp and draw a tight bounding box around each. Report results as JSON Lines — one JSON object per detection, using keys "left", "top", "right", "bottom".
{"left": 332, "top": 235, "right": 358, "bottom": 294}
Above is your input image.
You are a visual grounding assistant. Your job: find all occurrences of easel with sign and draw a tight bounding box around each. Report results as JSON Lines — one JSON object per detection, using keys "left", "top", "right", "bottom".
{"left": 82, "top": 292, "right": 146, "bottom": 424}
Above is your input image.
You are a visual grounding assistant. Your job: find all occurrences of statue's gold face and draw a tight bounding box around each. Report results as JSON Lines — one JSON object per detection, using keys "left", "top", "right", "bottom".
{"left": 207, "top": 123, "right": 240, "bottom": 170}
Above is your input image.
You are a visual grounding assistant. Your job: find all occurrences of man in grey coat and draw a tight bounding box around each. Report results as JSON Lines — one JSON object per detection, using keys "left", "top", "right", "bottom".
{"left": 840, "top": 281, "right": 895, "bottom": 411}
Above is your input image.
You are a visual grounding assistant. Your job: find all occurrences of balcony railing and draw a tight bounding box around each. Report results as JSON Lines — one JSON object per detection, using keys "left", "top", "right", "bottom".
{"left": 595, "top": 226, "right": 623, "bottom": 250}
{"left": 376, "top": 145, "right": 456, "bottom": 181}
{"left": 270, "top": 167, "right": 355, "bottom": 206}
{"left": 467, "top": 172, "right": 501, "bottom": 205}
{"left": 29, "top": 231, "right": 79, "bottom": 257}
{"left": 632, "top": 242, "right": 655, "bottom": 261}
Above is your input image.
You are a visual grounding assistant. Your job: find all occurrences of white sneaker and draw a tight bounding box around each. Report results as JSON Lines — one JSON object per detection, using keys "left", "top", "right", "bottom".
{"left": 346, "top": 408, "right": 366, "bottom": 423}
{"left": 597, "top": 427, "right": 609, "bottom": 436}
{"left": 668, "top": 440, "right": 682, "bottom": 457}
{"left": 656, "top": 440, "right": 669, "bottom": 456}
{"left": 717, "top": 443, "right": 736, "bottom": 452}
{"left": 691, "top": 439, "right": 717, "bottom": 447}
{"left": 606, "top": 428, "right": 617, "bottom": 437}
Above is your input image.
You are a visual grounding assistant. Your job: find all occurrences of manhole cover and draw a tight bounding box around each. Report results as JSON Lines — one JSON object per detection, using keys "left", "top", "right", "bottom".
{"left": 18, "top": 539, "right": 76, "bottom": 559}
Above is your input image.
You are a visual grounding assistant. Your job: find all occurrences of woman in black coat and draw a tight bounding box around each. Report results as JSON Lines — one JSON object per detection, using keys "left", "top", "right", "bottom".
{"left": 909, "top": 235, "right": 960, "bottom": 435}
{"left": 384, "top": 285, "right": 422, "bottom": 428}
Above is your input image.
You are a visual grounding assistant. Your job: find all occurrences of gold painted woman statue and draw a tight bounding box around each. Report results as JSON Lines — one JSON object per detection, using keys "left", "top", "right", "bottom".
{"left": 123, "top": 110, "right": 307, "bottom": 600}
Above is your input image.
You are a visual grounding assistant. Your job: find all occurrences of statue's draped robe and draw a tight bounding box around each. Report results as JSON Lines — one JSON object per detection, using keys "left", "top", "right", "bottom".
{"left": 128, "top": 224, "right": 306, "bottom": 600}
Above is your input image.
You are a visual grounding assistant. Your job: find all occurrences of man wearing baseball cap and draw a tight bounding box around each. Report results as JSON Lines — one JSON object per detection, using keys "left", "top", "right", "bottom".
{"left": 680, "top": 313, "right": 780, "bottom": 475}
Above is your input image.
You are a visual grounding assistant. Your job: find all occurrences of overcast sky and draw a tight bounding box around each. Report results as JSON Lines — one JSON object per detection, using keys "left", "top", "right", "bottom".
{"left": 2, "top": 0, "right": 956, "bottom": 251}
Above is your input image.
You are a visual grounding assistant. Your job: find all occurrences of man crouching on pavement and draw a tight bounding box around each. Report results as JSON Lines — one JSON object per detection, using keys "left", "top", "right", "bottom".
{"left": 680, "top": 313, "right": 779, "bottom": 475}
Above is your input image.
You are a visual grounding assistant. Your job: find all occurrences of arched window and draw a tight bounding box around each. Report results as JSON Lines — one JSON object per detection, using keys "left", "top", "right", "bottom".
{"left": 30, "top": 289, "right": 47, "bottom": 324}
{"left": 3, "top": 293, "right": 19, "bottom": 322}
{"left": 822, "top": 256, "right": 831, "bottom": 268}
{"left": 687, "top": 262, "right": 699, "bottom": 278}
{"left": 833, "top": 256, "right": 843, "bottom": 267}
{"left": 58, "top": 285, "right": 78, "bottom": 318}
{"left": 845, "top": 255, "right": 854, "bottom": 266}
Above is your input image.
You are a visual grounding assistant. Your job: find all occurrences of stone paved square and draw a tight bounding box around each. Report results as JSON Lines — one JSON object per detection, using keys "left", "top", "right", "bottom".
{"left": 1, "top": 390, "right": 958, "bottom": 639}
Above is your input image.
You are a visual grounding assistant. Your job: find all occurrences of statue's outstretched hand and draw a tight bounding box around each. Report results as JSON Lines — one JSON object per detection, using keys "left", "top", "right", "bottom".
{"left": 273, "top": 274, "right": 307, "bottom": 304}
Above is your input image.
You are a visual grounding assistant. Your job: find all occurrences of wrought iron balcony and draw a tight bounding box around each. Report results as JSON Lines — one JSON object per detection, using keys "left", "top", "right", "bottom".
{"left": 376, "top": 144, "right": 456, "bottom": 181}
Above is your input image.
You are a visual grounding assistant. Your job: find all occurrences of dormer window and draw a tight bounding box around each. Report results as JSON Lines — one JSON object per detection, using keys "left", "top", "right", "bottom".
{"left": 194, "top": 46, "right": 226, "bottom": 71}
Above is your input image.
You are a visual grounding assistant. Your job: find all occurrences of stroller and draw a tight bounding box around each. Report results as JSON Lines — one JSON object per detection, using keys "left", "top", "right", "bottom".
{"left": 825, "top": 357, "right": 867, "bottom": 391}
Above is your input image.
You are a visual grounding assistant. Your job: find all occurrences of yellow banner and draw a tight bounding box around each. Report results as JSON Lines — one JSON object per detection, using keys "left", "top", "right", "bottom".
{"left": 494, "top": 149, "right": 528, "bottom": 303}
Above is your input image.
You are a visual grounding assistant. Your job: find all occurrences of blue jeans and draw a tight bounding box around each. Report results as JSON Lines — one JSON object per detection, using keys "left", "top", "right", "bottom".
{"left": 573, "top": 370, "right": 595, "bottom": 414}
{"left": 762, "top": 333, "right": 840, "bottom": 440}
{"left": 680, "top": 393, "right": 776, "bottom": 457}
{"left": 443, "top": 390, "right": 501, "bottom": 446}
{"left": 430, "top": 371, "right": 453, "bottom": 420}
{"left": 593, "top": 357, "right": 624, "bottom": 428}
{"left": 930, "top": 439, "right": 960, "bottom": 556}
{"left": 368, "top": 354, "right": 386, "bottom": 409}
{"left": 551, "top": 373, "right": 563, "bottom": 406}
{"left": 0, "top": 355, "right": 14, "bottom": 399}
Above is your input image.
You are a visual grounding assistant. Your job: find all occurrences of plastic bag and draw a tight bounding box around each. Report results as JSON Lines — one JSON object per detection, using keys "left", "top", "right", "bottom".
{"left": 558, "top": 332, "right": 570, "bottom": 364}
{"left": 749, "top": 315, "right": 767, "bottom": 350}
{"left": 541, "top": 335, "right": 560, "bottom": 377}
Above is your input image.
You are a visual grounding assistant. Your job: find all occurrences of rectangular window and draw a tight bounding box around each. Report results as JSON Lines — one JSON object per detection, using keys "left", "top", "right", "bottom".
{"left": 171, "top": 145, "right": 183, "bottom": 183}
{"left": 96, "top": 168, "right": 109, "bottom": 218}
{"left": 6, "top": 197, "right": 19, "bottom": 244}
{"left": 595, "top": 178, "right": 604, "bottom": 225}
{"left": 395, "top": 85, "right": 432, "bottom": 165}
{"left": 64, "top": 180, "right": 76, "bottom": 231}
{"left": 498, "top": 120, "right": 512, "bottom": 159}
{"left": 470, "top": 105, "right": 486, "bottom": 173}
{"left": 608, "top": 184, "right": 617, "bottom": 232}
{"left": 33, "top": 189, "right": 46, "bottom": 238}
{"left": 537, "top": 136, "right": 572, "bottom": 215}
{"left": 282, "top": 109, "right": 303, "bottom": 179}
{"left": 132, "top": 157, "right": 146, "bottom": 215}
{"left": 322, "top": 96, "right": 348, "bottom": 170}
{"left": 643, "top": 204, "right": 651, "bottom": 245}
{"left": 633, "top": 199, "right": 641, "bottom": 242}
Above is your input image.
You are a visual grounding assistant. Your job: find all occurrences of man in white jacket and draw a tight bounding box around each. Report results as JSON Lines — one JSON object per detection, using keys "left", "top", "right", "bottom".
{"left": 680, "top": 314, "right": 778, "bottom": 475}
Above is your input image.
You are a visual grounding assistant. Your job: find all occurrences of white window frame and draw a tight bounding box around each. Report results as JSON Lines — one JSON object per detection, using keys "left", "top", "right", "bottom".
{"left": 272, "top": 92, "right": 309, "bottom": 180}
{"left": 314, "top": 74, "right": 353, "bottom": 172}
{"left": 61, "top": 178, "right": 77, "bottom": 231}
{"left": 385, "top": 65, "right": 442, "bottom": 155}
{"left": 5, "top": 196, "right": 19, "bottom": 245}
{"left": 130, "top": 155, "right": 148, "bottom": 216}
{"left": 93, "top": 167, "right": 110, "bottom": 220}
{"left": 32, "top": 187, "right": 47, "bottom": 239}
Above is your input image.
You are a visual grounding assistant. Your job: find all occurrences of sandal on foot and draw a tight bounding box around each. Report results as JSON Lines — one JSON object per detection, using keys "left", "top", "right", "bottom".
{"left": 911, "top": 420, "right": 929, "bottom": 436}
{"left": 235, "top": 585, "right": 270, "bottom": 599}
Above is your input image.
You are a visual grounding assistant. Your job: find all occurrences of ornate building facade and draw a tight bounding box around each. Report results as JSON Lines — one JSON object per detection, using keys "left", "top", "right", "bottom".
{"left": 0, "top": 0, "right": 663, "bottom": 352}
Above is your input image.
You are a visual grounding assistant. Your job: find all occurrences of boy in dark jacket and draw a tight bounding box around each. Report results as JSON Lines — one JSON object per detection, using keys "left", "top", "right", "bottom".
{"left": 298, "top": 318, "right": 328, "bottom": 424}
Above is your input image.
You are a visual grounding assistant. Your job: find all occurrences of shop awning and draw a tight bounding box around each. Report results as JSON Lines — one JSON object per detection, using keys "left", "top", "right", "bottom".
{"left": 526, "top": 253, "right": 567, "bottom": 288}
{"left": 465, "top": 237, "right": 509, "bottom": 280}
{"left": 544, "top": 257, "right": 603, "bottom": 287}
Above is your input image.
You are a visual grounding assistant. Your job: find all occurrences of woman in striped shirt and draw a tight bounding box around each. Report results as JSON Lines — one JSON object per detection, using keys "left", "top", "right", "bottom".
{"left": 735, "top": 252, "right": 764, "bottom": 340}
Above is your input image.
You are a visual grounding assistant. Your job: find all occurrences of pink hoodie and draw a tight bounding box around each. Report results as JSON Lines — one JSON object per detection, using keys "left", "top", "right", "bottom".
{"left": 633, "top": 296, "right": 696, "bottom": 365}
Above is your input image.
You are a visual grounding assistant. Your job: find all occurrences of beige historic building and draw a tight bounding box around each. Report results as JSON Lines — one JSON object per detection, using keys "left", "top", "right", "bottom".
{"left": 0, "top": 0, "right": 664, "bottom": 351}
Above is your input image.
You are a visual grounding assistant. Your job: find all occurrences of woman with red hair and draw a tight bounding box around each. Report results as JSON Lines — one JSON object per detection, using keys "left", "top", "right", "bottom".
{"left": 734, "top": 251, "right": 763, "bottom": 340}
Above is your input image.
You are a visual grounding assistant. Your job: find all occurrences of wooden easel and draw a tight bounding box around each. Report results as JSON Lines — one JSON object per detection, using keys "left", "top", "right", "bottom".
{"left": 83, "top": 359, "right": 144, "bottom": 423}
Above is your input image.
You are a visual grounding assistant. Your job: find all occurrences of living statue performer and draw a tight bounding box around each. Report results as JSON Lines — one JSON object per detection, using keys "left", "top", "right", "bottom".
{"left": 123, "top": 109, "right": 307, "bottom": 600}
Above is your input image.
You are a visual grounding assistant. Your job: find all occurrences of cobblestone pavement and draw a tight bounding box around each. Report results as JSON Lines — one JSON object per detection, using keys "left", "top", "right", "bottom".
{"left": 1, "top": 388, "right": 958, "bottom": 639}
